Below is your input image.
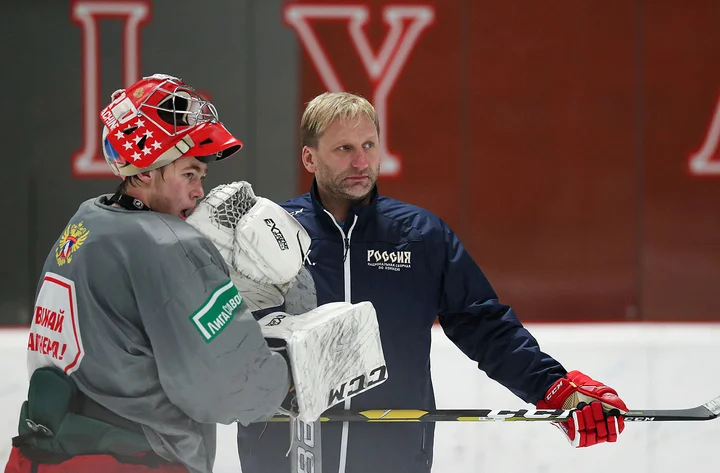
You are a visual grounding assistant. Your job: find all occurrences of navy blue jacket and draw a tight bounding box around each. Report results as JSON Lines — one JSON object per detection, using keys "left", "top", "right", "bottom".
{"left": 237, "top": 182, "right": 566, "bottom": 473}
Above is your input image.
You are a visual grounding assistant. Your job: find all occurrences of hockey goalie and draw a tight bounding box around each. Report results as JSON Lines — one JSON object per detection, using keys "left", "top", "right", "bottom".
{"left": 186, "top": 181, "right": 387, "bottom": 422}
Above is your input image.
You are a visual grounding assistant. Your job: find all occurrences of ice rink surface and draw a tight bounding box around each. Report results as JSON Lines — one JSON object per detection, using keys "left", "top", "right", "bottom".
{"left": 2, "top": 323, "right": 719, "bottom": 473}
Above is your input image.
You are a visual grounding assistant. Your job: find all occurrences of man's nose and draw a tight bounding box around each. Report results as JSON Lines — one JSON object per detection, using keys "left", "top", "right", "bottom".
{"left": 192, "top": 182, "right": 205, "bottom": 200}
{"left": 351, "top": 151, "right": 369, "bottom": 169}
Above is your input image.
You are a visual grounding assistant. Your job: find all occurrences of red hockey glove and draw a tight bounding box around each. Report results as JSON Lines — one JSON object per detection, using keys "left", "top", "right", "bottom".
{"left": 536, "top": 370, "right": 628, "bottom": 448}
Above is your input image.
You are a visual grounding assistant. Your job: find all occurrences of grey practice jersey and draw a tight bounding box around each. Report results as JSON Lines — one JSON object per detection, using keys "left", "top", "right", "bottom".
{"left": 27, "top": 196, "right": 290, "bottom": 473}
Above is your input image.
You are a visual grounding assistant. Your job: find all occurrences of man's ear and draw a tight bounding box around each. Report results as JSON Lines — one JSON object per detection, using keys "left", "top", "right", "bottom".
{"left": 135, "top": 171, "right": 153, "bottom": 184}
{"left": 301, "top": 146, "right": 317, "bottom": 173}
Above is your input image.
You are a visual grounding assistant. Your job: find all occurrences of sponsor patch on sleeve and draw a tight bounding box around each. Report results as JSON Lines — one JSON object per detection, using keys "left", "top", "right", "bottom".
{"left": 190, "top": 281, "right": 244, "bottom": 343}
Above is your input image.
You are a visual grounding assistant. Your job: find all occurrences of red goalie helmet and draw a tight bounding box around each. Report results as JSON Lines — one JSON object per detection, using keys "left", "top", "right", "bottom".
{"left": 100, "top": 74, "right": 243, "bottom": 177}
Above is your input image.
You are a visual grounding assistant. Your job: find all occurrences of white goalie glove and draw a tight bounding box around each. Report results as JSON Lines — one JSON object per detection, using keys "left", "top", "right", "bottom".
{"left": 186, "top": 181, "right": 314, "bottom": 312}
{"left": 260, "top": 301, "right": 388, "bottom": 422}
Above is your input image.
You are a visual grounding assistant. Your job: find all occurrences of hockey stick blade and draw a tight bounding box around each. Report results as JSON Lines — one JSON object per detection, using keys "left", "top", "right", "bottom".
{"left": 622, "top": 394, "right": 720, "bottom": 422}
{"left": 269, "top": 396, "right": 720, "bottom": 423}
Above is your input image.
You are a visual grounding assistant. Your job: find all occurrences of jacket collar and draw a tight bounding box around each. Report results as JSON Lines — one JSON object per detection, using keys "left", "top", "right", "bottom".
{"left": 310, "top": 179, "right": 379, "bottom": 231}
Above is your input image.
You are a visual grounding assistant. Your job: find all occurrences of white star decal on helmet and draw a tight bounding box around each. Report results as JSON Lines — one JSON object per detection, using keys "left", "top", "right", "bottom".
{"left": 145, "top": 130, "right": 153, "bottom": 139}
{"left": 122, "top": 142, "right": 133, "bottom": 150}
{"left": 114, "top": 130, "right": 125, "bottom": 140}
{"left": 142, "top": 147, "right": 152, "bottom": 156}
{"left": 134, "top": 119, "right": 145, "bottom": 128}
{"left": 151, "top": 141, "right": 162, "bottom": 150}
{"left": 132, "top": 152, "right": 142, "bottom": 161}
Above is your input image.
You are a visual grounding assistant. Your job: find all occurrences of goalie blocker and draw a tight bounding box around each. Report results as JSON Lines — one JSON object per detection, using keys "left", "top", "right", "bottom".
{"left": 259, "top": 301, "right": 387, "bottom": 422}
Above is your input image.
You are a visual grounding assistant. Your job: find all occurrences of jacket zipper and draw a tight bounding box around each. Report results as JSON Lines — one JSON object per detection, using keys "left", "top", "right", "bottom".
{"left": 324, "top": 210, "right": 358, "bottom": 473}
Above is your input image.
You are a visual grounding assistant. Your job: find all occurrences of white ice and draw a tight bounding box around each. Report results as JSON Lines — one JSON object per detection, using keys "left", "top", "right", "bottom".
{"left": 2, "top": 323, "right": 719, "bottom": 472}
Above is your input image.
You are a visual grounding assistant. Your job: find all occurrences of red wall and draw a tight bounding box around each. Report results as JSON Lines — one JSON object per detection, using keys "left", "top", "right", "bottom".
{"left": 286, "top": 0, "right": 720, "bottom": 321}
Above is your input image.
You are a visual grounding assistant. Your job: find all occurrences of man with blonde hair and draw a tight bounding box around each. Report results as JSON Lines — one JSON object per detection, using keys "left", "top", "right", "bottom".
{"left": 236, "top": 91, "right": 628, "bottom": 472}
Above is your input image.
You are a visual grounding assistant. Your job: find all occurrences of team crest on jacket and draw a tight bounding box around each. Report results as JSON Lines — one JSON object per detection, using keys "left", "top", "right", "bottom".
{"left": 367, "top": 249, "right": 412, "bottom": 272}
{"left": 55, "top": 222, "right": 90, "bottom": 266}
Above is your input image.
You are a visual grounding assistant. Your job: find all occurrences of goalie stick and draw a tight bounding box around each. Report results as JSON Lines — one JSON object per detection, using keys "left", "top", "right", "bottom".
{"left": 274, "top": 394, "right": 720, "bottom": 423}
{"left": 290, "top": 419, "right": 321, "bottom": 473}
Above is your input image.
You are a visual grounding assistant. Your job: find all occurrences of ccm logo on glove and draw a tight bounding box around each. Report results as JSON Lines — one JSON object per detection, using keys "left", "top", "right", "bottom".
{"left": 328, "top": 365, "right": 388, "bottom": 405}
{"left": 545, "top": 380, "right": 564, "bottom": 399}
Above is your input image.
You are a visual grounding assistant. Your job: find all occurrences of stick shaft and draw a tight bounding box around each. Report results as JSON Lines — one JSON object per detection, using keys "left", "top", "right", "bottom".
{"left": 271, "top": 402, "right": 720, "bottom": 423}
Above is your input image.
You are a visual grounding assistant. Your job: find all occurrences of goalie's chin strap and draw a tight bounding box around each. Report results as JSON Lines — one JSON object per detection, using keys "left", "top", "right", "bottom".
{"left": 107, "top": 192, "right": 151, "bottom": 211}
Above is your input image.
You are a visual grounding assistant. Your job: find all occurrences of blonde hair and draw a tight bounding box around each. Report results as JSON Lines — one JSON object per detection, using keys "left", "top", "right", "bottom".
{"left": 300, "top": 92, "right": 380, "bottom": 148}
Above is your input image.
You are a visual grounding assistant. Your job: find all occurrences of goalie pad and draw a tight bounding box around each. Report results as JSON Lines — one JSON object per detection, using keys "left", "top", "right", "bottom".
{"left": 260, "top": 301, "right": 387, "bottom": 422}
{"left": 186, "top": 181, "right": 312, "bottom": 311}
